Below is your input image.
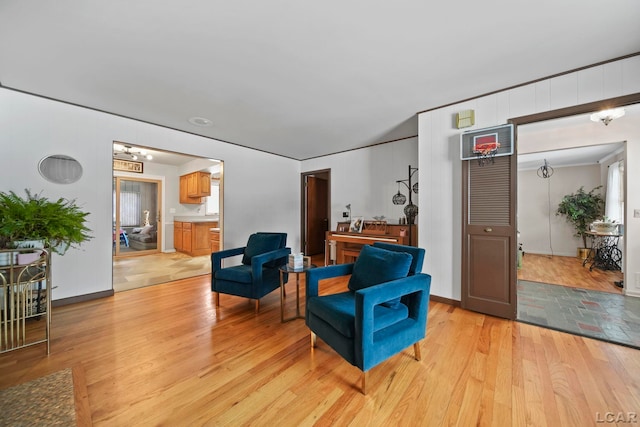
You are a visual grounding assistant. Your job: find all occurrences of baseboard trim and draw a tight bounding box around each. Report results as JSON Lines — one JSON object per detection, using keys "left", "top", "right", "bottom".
{"left": 430, "top": 294, "right": 461, "bottom": 307}
{"left": 52, "top": 289, "right": 114, "bottom": 307}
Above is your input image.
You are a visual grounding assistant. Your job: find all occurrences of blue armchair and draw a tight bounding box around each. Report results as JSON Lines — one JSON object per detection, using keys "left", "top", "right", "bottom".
{"left": 211, "top": 232, "right": 291, "bottom": 313}
{"left": 305, "top": 242, "right": 431, "bottom": 394}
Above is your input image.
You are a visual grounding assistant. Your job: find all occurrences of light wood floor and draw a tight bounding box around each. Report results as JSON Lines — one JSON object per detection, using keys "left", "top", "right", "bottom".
{"left": 1, "top": 273, "right": 638, "bottom": 426}
{"left": 517, "top": 253, "right": 624, "bottom": 294}
{"left": 113, "top": 252, "right": 210, "bottom": 292}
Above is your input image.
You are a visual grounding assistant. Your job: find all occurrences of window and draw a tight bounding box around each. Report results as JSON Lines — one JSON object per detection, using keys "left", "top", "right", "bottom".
{"left": 605, "top": 160, "right": 624, "bottom": 224}
{"left": 205, "top": 180, "right": 219, "bottom": 215}
{"left": 120, "top": 191, "right": 141, "bottom": 226}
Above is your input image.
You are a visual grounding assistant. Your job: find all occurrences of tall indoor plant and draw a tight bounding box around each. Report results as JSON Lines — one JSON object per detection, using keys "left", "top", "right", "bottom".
{"left": 556, "top": 186, "right": 604, "bottom": 257}
{"left": 0, "top": 189, "right": 92, "bottom": 254}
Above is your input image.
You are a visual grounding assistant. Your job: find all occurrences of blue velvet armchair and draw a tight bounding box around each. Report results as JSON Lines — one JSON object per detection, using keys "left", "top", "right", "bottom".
{"left": 305, "top": 242, "right": 431, "bottom": 394}
{"left": 211, "top": 232, "right": 291, "bottom": 313}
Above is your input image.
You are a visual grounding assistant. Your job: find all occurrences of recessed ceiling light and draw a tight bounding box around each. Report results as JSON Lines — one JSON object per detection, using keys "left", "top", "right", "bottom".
{"left": 188, "top": 117, "right": 213, "bottom": 127}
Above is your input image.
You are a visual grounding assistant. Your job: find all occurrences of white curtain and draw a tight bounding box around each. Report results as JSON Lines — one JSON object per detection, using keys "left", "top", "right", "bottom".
{"left": 605, "top": 160, "right": 624, "bottom": 224}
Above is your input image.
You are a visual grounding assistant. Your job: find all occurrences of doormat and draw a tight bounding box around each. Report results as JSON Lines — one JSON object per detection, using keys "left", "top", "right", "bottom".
{"left": 0, "top": 368, "right": 76, "bottom": 426}
{"left": 517, "top": 280, "right": 640, "bottom": 350}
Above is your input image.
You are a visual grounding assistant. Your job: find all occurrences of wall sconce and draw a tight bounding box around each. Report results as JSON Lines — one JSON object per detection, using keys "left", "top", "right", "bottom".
{"left": 590, "top": 108, "right": 625, "bottom": 126}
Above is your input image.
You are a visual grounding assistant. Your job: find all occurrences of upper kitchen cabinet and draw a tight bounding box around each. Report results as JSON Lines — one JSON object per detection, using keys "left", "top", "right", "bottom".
{"left": 188, "top": 171, "right": 211, "bottom": 197}
{"left": 180, "top": 171, "right": 211, "bottom": 204}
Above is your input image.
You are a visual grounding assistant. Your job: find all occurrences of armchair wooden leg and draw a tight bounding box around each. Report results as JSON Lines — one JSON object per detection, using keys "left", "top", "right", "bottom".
{"left": 361, "top": 371, "right": 368, "bottom": 395}
{"left": 214, "top": 292, "right": 220, "bottom": 307}
{"left": 254, "top": 299, "right": 260, "bottom": 314}
{"left": 413, "top": 342, "right": 422, "bottom": 361}
{"left": 310, "top": 332, "right": 317, "bottom": 348}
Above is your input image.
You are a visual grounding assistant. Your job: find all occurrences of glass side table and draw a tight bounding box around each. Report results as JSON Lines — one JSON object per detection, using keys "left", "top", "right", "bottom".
{"left": 279, "top": 264, "right": 316, "bottom": 322}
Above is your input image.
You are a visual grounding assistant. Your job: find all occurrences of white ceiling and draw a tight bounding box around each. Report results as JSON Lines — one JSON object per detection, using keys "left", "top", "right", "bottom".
{"left": 1, "top": 1, "right": 639, "bottom": 160}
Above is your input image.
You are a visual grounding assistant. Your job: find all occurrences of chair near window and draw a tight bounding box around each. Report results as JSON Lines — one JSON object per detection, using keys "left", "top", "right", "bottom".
{"left": 305, "top": 242, "right": 431, "bottom": 394}
{"left": 211, "top": 232, "right": 290, "bottom": 313}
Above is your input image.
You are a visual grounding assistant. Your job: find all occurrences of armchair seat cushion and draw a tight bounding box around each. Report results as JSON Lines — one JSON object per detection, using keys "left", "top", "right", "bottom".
{"left": 214, "top": 264, "right": 253, "bottom": 284}
{"left": 308, "top": 291, "right": 409, "bottom": 338}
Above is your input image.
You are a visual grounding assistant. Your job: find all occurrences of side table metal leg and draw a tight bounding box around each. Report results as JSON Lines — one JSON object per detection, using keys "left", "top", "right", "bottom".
{"left": 295, "top": 273, "right": 300, "bottom": 318}
{"left": 280, "top": 270, "right": 285, "bottom": 322}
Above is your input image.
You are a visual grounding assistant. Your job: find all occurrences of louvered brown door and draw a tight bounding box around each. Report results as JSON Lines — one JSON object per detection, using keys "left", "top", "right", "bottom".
{"left": 461, "top": 155, "right": 517, "bottom": 319}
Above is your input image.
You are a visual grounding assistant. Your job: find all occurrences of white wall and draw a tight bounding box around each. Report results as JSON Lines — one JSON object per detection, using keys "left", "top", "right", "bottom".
{"left": 418, "top": 55, "right": 640, "bottom": 300}
{"left": 518, "top": 164, "right": 601, "bottom": 256}
{"left": 0, "top": 89, "right": 301, "bottom": 301}
{"left": 301, "top": 138, "right": 418, "bottom": 230}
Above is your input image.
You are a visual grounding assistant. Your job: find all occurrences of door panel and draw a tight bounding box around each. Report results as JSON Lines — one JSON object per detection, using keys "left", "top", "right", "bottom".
{"left": 462, "top": 155, "right": 517, "bottom": 319}
{"left": 305, "top": 176, "right": 328, "bottom": 256}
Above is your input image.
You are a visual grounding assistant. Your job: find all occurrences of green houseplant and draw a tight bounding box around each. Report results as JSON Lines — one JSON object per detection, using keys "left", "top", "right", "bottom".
{"left": 556, "top": 186, "right": 604, "bottom": 256}
{"left": 0, "top": 189, "right": 92, "bottom": 255}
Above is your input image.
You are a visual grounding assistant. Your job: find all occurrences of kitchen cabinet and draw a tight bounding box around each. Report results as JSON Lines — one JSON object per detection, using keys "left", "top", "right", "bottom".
{"left": 179, "top": 171, "right": 211, "bottom": 204}
{"left": 179, "top": 175, "right": 201, "bottom": 204}
{"left": 188, "top": 171, "right": 211, "bottom": 197}
{"left": 210, "top": 229, "right": 220, "bottom": 252}
{"left": 174, "top": 221, "right": 218, "bottom": 256}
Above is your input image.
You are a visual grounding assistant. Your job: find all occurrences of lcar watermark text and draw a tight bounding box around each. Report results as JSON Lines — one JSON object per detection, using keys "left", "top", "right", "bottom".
{"left": 596, "top": 412, "right": 638, "bottom": 424}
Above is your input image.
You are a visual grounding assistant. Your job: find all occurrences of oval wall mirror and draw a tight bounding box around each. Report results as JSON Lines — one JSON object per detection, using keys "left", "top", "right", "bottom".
{"left": 38, "top": 154, "right": 83, "bottom": 184}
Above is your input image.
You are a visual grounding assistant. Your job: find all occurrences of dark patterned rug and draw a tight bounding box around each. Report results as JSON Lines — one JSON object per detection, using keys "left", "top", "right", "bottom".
{"left": 0, "top": 368, "right": 76, "bottom": 426}
{"left": 517, "top": 280, "right": 640, "bottom": 349}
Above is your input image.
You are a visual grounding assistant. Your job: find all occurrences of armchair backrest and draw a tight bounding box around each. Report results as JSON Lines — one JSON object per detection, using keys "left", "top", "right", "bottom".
{"left": 255, "top": 232, "right": 287, "bottom": 249}
{"left": 372, "top": 242, "right": 425, "bottom": 275}
{"left": 242, "top": 232, "right": 288, "bottom": 267}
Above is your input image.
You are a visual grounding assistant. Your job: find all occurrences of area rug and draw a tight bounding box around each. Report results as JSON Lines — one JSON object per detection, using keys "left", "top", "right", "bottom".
{"left": 0, "top": 368, "right": 76, "bottom": 426}
{"left": 517, "top": 280, "right": 640, "bottom": 350}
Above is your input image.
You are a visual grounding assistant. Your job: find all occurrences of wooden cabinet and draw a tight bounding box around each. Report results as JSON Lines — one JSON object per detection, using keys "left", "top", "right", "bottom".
{"left": 174, "top": 221, "right": 218, "bottom": 256}
{"left": 182, "top": 222, "right": 193, "bottom": 253}
{"left": 179, "top": 171, "right": 211, "bottom": 204}
{"left": 188, "top": 172, "right": 211, "bottom": 197}
{"left": 210, "top": 230, "right": 220, "bottom": 252}
{"left": 174, "top": 221, "right": 183, "bottom": 249}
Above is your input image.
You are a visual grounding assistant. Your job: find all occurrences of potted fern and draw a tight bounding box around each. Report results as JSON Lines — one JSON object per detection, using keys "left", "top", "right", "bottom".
{"left": 556, "top": 186, "right": 604, "bottom": 259}
{"left": 0, "top": 189, "right": 92, "bottom": 256}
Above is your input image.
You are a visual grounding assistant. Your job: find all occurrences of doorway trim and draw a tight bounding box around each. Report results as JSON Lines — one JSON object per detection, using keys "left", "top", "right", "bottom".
{"left": 300, "top": 169, "right": 331, "bottom": 256}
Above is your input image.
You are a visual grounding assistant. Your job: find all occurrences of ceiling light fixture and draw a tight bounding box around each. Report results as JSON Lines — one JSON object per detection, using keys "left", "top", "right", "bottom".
{"left": 113, "top": 144, "right": 153, "bottom": 160}
{"left": 188, "top": 117, "right": 213, "bottom": 127}
{"left": 590, "top": 108, "right": 625, "bottom": 126}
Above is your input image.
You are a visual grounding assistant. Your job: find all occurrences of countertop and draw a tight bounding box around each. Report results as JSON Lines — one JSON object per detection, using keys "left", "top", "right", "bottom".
{"left": 174, "top": 216, "right": 219, "bottom": 223}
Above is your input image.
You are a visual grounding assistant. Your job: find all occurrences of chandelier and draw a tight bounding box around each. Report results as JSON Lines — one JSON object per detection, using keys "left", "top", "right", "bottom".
{"left": 113, "top": 143, "right": 153, "bottom": 161}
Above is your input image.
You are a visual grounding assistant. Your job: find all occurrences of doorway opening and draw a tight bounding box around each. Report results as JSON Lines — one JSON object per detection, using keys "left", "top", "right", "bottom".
{"left": 301, "top": 169, "right": 330, "bottom": 266}
{"left": 112, "top": 142, "right": 223, "bottom": 292}
{"left": 113, "top": 176, "right": 161, "bottom": 257}
{"left": 514, "top": 102, "right": 640, "bottom": 349}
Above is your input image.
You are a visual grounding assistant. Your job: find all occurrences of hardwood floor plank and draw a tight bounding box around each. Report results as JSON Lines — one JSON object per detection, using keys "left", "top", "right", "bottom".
{"left": 518, "top": 253, "right": 623, "bottom": 294}
{"left": 1, "top": 274, "right": 638, "bottom": 426}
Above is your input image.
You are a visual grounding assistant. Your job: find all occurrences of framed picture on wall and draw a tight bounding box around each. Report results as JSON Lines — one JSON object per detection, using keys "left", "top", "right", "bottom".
{"left": 113, "top": 159, "right": 143, "bottom": 173}
{"left": 349, "top": 216, "right": 364, "bottom": 233}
